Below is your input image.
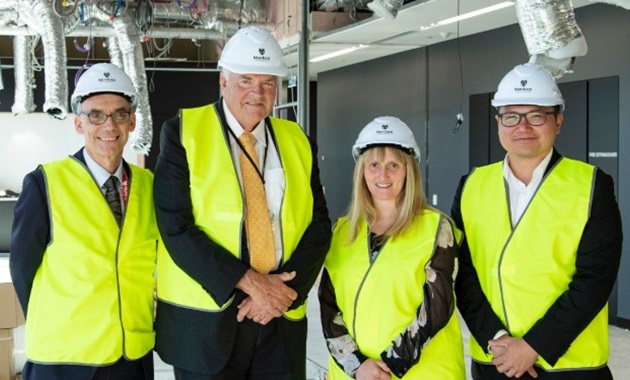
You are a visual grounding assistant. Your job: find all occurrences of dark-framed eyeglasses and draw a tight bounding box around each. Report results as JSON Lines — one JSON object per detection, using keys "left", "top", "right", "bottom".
{"left": 497, "top": 111, "right": 556, "bottom": 127}
{"left": 81, "top": 111, "right": 131, "bottom": 125}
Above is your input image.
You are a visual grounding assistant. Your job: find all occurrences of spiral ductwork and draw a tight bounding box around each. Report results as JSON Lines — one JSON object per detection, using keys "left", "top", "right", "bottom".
{"left": 89, "top": 5, "right": 153, "bottom": 154}
{"left": 11, "top": 35, "right": 36, "bottom": 115}
{"left": 515, "top": 0, "right": 587, "bottom": 78}
{"left": 17, "top": 0, "right": 69, "bottom": 118}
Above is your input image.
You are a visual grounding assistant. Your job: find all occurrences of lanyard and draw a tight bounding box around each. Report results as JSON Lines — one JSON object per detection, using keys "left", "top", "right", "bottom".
{"left": 216, "top": 103, "right": 270, "bottom": 184}
{"left": 121, "top": 170, "right": 129, "bottom": 206}
{"left": 232, "top": 126, "right": 269, "bottom": 184}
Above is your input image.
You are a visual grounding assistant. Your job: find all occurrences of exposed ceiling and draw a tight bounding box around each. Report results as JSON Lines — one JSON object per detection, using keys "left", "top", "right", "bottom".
{"left": 287, "top": 0, "right": 594, "bottom": 78}
{"left": 0, "top": 0, "right": 597, "bottom": 78}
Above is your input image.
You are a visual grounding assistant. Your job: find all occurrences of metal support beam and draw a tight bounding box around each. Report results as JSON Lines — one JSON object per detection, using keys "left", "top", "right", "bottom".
{"left": 297, "top": 1, "right": 309, "bottom": 135}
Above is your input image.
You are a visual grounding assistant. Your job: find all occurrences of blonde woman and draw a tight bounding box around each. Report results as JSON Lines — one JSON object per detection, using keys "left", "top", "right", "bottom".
{"left": 319, "top": 116, "right": 465, "bottom": 380}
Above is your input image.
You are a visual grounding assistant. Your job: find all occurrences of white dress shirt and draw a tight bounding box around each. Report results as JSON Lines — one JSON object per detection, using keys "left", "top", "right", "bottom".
{"left": 83, "top": 149, "right": 125, "bottom": 213}
{"left": 502, "top": 149, "right": 553, "bottom": 227}
{"left": 223, "top": 100, "right": 285, "bottom": 269}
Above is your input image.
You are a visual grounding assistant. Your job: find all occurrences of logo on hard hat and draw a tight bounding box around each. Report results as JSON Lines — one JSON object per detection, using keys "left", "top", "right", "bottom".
{"left": 98, "top": 72, "right": 116, "bottom": 83}
{"left": 253, "top": 48, "right": 271, "bottom": 62}
{"left": 376, "top": 124, "right": 393, "bottom": 134}
{"left": 514, "top": 79, "right": 532, "bottom": 94}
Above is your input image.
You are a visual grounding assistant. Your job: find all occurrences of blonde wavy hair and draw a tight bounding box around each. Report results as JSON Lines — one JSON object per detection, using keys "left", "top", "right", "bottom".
{"left": 344, "top": 146, "right": 429, "bottom": 244}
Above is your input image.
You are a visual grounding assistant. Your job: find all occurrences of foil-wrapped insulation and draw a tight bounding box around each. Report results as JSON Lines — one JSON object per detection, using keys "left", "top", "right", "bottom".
{"left": 114, "top": 14, "right": 153, "bottom": 154}
{"left": 11, "top": 35, "right": 36, "bottom": 114}
{"left": 0, "top": 7, "right": 18, "bottom": 25}
{"left": 90, "top": 5, "right": 152, "bottom": 154}
{"left": 368, "top": 0, "right": 404, "bottom": 20}
{"left": 515, "top": 0, "right": 586, "bottom": 55}
{"left": 515, "top": 0, "right": 587, "bottom": 78}
{"left": 21, "top": 0, "right": 69, "bottom": 119}
{"left": 0, "top": 0, "right": 18, "bottom": 12}
{"left": 106, "top": 36, "right": 124, "bottom": 69}
{"left": 61, "top": 6, "right": 81, "bottom": 34}
{"left": 316, "top": 0, "right": 372, "bottom": 11}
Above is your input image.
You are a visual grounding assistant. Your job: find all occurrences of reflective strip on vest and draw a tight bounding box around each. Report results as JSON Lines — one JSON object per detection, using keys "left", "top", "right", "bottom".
{"left": 324, "top": 211, "right": 465, "bottom": 379}
{"left": 26, "top": 158, "right": 157, "bottom": 364}
{"left": 461, "top": 158, "right": 608, "bottom": 370}
{"left": 157, "top": 104, "right": 313, "bottom": 320}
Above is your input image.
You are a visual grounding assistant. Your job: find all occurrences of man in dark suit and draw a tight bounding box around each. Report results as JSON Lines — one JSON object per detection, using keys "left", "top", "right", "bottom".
{"left": 153, "top": 26, "right": 331, "bottom": 380}
{"left": 451, "top": 63, "right": 622, "bottom": 379}
{"left": 10, "top": 63, "right": 158, "bottom": 380}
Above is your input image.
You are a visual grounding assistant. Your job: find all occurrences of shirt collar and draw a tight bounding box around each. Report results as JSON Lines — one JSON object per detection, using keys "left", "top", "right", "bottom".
{"left": 222, "top": 99, "right": 267, "bottom": 146}
{"left": 82, "top": 148, "right": 124, "bottom": 188}
{"left": 502, "top": 149, "right": 553, "bottom": 186}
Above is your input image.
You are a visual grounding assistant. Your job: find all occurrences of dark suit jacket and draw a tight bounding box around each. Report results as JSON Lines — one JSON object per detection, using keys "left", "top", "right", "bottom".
{"left": 10, "top": 149, "right": 153, "bottom": 380}
{"left": 153, "top": 101, "right": 332, "bottom": 378}
{"left": 451, "top": 149, "right": 622, "bottom": 377}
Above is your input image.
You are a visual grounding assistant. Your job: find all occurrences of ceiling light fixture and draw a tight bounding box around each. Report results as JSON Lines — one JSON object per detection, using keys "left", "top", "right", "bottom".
{"left": 309, "top": 44, "right": 370, "bottom": 63}
{"left": 419, "top": 1, "right": 515, "bottom": 31}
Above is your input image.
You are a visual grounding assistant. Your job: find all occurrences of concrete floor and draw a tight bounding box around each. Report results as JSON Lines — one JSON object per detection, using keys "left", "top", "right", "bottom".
{"left": 154, "top": 287, "right": 630, "bottom": 380}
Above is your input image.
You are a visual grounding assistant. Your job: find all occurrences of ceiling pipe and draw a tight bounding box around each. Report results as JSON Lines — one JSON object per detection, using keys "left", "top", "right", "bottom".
{"left": 16, "top": 0, "right": 71, "bottom": 119}
{"left": 11, "top": 35, "right": 36, "bottom": 115}
{"left": 368, "top": 0, "right": 404, "bottom": 20}
{"left": 0, "top": 25, "right": 225, "bottom": 39}
{"left": 515, "top": 0, "right": 587, "bottom": 78}
{"left": 89, "top": 4, "right": 153, "bottom": 154}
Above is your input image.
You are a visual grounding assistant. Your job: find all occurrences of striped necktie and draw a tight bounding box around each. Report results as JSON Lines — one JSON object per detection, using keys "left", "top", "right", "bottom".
{"left": 103, "top": 176, "right": 123, "bottom": 227}
{"left": 238, "top": 133, "right": 275, "bottom": 274}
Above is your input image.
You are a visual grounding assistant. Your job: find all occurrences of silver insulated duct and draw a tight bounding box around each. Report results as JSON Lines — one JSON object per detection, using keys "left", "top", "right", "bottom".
{"left": 515, "top": 0, "right": 587, "bottom": 77}
{"left": 19, "top": 0, "right": 70, "bottom": 119}
{"left": 368, "top": 0, "right": 404, "bottom": 20}
{"left": 11, "top": 35, "right": 36, "bottom": 115}
{"left": 90, "top": 6, "right": 153, "bottom": 154}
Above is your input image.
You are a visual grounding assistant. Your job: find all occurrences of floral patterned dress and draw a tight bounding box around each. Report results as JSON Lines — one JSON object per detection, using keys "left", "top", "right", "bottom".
{"left": 318, "top": 216, "right": 459, "bottom": 378}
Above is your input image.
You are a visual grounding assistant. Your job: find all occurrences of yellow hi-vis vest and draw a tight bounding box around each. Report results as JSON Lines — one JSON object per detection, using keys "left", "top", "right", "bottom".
{"left": 461, "top": 158, "right": 608, "bottom": 370}
{"left": 157, "top": 104, "right": 313, "bottom": 320}
{"left": 26, "top": 157, "right": 157, "bottom": 364}
{"left": 324, "top": 210, "right": 465, "bottom": 379}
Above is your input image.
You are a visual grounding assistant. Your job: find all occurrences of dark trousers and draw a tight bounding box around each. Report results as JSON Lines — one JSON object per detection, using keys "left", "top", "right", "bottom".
{"left": 472, "top": 362, "right": 613, "bottom": 380}
{"left": 174, "top": 318, "right": 291, "bottom": 380}
{"left": 23, "top": 353, "right": 153, "bottom": 380}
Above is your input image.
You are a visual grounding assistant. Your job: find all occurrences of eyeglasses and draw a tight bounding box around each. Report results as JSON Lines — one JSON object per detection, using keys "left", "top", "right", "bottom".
{"left": 497, "top": 111, "right": 556, "bottom": 127}
{"left": 81, "top": 111, "right": 131, "bottom": 125}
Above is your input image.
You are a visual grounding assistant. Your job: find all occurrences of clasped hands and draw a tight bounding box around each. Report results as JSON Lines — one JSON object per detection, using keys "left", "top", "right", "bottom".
{"left": 489, "top": 335, "right": 539, "bottom": 378}
{"left": 235, "top": 269, "right": 297, "bottom": 325}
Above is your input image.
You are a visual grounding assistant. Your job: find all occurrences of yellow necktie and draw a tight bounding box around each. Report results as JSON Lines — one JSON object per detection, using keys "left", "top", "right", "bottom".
{"left": 238, "top": 133, "right": 276, "bottom": 274}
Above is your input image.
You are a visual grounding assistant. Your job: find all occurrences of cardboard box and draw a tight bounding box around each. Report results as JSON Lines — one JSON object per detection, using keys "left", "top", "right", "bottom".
{"left": 0, "top": 329, "right": 15, "bottom": 380}
{"left": 0, "top": 284, "right": 24, "bottom": 329}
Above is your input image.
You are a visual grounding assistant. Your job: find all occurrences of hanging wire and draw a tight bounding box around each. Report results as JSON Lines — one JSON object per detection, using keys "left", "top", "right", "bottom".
{"left": 176, "top": 0, "right": 198, "bottom": 10}
{"left": 30, "top": 35, "right": 43, "bottom": 73}
{"left": 96, "top": 0, "right": 128, "bottom": 20}
{"left": 75, "top": 1, "right": 94, "bottom": 87}
{"left": 152, "top": 38, "right": 174, "bottom": 59}
{"left": 237, "top": 0, "right": 245, "bottom": 29}
{"left": 453, "top": 0, "right": 465, "bottom": 133}
{"left": 189, "top": 0, "right": 208, "bottom": 20}
{"left": 53, "top": 0, "right": 80, "bottom": 17}
{"left": 134, "top": 0, "right": 155, "bottom": 36}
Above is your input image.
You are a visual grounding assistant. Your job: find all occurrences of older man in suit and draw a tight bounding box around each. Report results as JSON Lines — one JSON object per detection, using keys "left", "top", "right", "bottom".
{"left": 153, "top": 26, "right": 331, "bottom": 380}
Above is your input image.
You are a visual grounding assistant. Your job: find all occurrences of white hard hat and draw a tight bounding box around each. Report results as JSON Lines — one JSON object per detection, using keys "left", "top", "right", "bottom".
{"left": 217, "top": 26, "right": 288, "bottom": 77}
{"left": 352, "top": 116, "right": 421, "bottom": 162}
{"left": 71, "top": 63, "right": 137, "bottom": 115}
{"left": 492, "top": 63, "right": 564, "bottom": 111}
